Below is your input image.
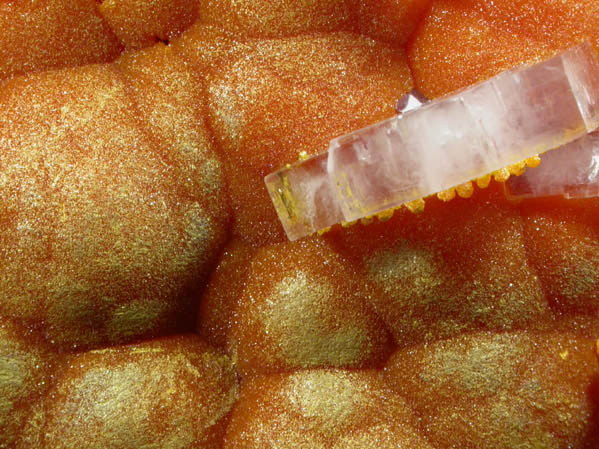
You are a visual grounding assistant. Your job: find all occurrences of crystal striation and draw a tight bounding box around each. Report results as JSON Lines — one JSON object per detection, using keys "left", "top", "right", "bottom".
{"left": 506, "top": 131, "right": 599, "bottom": 199}
{"left": 265, "top": 43, "right": 599, "bottom": 241}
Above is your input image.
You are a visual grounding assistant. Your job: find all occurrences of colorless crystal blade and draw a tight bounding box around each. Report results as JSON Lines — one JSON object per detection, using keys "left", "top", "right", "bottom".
{"left": 265, "top": 152, "right": 344, "bottom": 240}
{"left": 562, "top": 44, "right": 599, "bottom": 131}
{"left": 265, "top": 42, "right": 599, "bottom": 241}
{"left": 327, "top": 116, "right": 424, "bottom": 221}
{"left": 506, "top": 132, "right": 599, "bottom": 199}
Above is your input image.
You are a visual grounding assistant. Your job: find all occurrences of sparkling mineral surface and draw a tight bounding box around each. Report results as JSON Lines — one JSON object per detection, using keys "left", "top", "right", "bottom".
{"left": 507, "top": 131, "right": 599, "bottom": 199}
{"left": 265, "top": 42, "right": 599, "bottom": 241}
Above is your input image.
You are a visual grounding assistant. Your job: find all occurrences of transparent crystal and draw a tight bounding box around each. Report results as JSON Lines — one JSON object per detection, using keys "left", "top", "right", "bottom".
{"left": 265, "top": 42, "right": 599, "bottom": 240}
{"left": 506, "top": 132, "right": 599, "bottom": 199}
{"left": 562, "top": 44, "right": 599, "bottom": 131}
{"left": 265, "top": 152, "right": 344, "bottom": 240}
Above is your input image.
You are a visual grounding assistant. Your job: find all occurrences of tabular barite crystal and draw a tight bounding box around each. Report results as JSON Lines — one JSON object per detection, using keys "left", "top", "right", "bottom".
{"left": 265, "top": 42, "right": 599, "bottom": 241}
{"left": 506, "top": 132, "right": 599, "bottom": 199}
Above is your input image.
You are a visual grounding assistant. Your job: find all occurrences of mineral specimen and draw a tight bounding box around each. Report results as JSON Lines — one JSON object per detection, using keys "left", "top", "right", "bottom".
{"left": 265, "top": 42, "right": 599, "bottom": 241}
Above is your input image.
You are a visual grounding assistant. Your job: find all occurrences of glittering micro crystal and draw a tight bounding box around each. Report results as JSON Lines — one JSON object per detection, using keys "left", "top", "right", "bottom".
{"left": 265, "top": 42, "right": 599, "bottom": 241}
{"left": 506, "top": 131, "right": 599, "bottom": 199}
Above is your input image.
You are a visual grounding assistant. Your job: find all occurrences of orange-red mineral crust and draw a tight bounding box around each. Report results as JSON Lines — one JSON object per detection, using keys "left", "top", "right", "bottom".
{"left": 0, "top": 61, "right": 229, "bottom": 350}
{"left": 326, "top": 185, "right": 554, "bottom": 346}
{"left": 196, "top": 239, "right": 257, "bottom": 348}
{"left": 385, "top": 331, "right": 599, "bottom": 448}
{"left": 223, "top": 369, "right": 434, "bottom": 449}
{"left": 97, "top": 0, "right": 200, "bottom": 49}
{"left": 0, "top": 0, "right": 599, "bottom": 448}
{"left": 17, "top": 335, "right": 238, "bottom": 449}
{"left": 197, "top": 0, "right": 433, "bottom": 45}
{"left": 0, "top": 0, "right": 122, "bottom": 81}
{"left": 226, "top": 238, "right": 392, "bottom": 377}
{"left": 355, "top": 0, "right": 432, "bottom": 45}
{"left": 197, "top": 0, "right": 354, "bottom": 38}
{"left": 205, "top": 32, "right": 413, "bottom": 245}
{"left": 468, "top": 0, "right": 599, "bottom": 47}
{"left": 519, "top": 198, "right": 599, "bottom": 315}
{"left": 0, "top": 0, "right": 208, "bottom": 82}
{"left": 0, "top": 317, "right": 55, "bottom": 449}
{"left": 408, "top": 0, "right": 599, "bottom": 98}
{"left": 407, "top": 0, "right": 553, "bottom": 98}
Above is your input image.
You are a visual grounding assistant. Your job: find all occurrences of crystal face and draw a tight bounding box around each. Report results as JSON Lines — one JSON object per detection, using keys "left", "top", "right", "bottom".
{"left": 266, "top": 152, "right": 345, "bottom": 238}
{"left": 506, "top": 132, "right": 599, "bottom": 199}
{"left": 265, "top": 42, "right": 599, "bottom": 241}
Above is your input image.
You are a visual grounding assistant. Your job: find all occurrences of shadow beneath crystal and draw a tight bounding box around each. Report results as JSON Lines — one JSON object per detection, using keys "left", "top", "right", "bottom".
{"left": 582, "top": 373, "right": 599, "bottom": 448}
